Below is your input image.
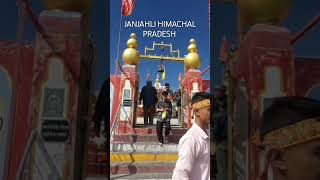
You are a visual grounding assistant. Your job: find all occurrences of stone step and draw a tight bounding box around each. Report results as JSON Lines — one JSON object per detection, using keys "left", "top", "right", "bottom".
{"left": 110, "top": 152, "right": 178, "bottom": 163}
{"left": 129, "top": 127, "right": 188, "bottom": 135}
{"left": 113, "top": 120, "right": 187, "bottom": 135}
{"left": 110, "top": 162, "right": 176, "bottom": 175}
{"left": 135, "top": 117, "right": 180, "bottom": 126}
{"left": 111, "top": 173, "right": 173, "bottom": 180}
{"left": 111, "top": 142, "right": 178, "bottom": 153}
{"left": 88, "top": 151, "right": 178, "bottom": 163}
{"left": 113, "top": 134, "right": 181, "bottom": 143}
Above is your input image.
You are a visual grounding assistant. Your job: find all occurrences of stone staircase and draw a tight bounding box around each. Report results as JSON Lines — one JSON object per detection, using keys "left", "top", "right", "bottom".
{"left": 85, "top": 117, "right": 188, "bottom": 180}
{"left": 110, "top": 117, "right": 187, "bottom": 179}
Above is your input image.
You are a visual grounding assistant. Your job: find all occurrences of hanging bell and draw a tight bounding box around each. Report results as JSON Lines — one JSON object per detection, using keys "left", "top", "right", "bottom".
{"left": 158, "top": 64, "right": 164, "bottom": 73}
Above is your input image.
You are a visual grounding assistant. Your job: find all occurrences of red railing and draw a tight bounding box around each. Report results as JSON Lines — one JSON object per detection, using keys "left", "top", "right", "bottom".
{"left": 201, "top": 65, "right": 211, "bottom": 76}
{"left": 291, "top": 14, "right": 320, "bottom": 45}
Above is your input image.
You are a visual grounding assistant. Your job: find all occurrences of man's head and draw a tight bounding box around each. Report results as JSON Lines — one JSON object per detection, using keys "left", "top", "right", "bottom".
{"left": 163, "top": 91, "right": 173, "bottom": 102}
{"left": 260, "top": 96, "right": 320, "bottom": 180}
{"left": 146, "top": 80, "right": 152, "bottom": 86}
{"left": 191, "top": 92, "right": 212, "bottom": 125}
{"left": 164, "top": 83, "right": 170, "bottom": 90}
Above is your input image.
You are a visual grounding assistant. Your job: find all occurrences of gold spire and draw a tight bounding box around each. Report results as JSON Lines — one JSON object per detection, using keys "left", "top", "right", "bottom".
{"left": 239, "top": 0, "right": 292, "bottom": 25}
{"left": 122, "top": 33, "right": 140, "bottom": 65}
{"left": 42, "top": 0, "right": 91, "bottom": 13}
{"left": 185, "top": 38, "right": 201, "bottom": 70}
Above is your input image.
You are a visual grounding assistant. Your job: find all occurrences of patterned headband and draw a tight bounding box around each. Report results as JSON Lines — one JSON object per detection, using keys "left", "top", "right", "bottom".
{"left": 251, "top": 118, "right": 320, "bottom": 149}
{"left": 191, "top": 99, "right": 211, "bottom": 110}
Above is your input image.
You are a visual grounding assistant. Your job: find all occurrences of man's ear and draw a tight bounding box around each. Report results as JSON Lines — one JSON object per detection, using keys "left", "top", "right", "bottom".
{"left": 271, "top": 150, "right": 288, "bottom": 176}
{"left": 195, "top": 109, "right": 200, "bottom": 117}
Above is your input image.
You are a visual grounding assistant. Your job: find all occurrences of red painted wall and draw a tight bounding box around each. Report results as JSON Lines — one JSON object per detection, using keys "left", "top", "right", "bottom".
{"left": 295, "top": 57, "right": 320, "bottom": 97}
{"left": 110, "top": 75, "right": 121, "bottom": 127}
{"left": 0, "top": 41, "right": 34, "bottom": 180}
{"left": 202, "top": 79, "right": 210, "bottom": 92}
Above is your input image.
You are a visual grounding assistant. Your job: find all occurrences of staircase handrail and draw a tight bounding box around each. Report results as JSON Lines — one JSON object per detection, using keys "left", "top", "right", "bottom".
{"left": 16, "top": 130, "right": 62, "bottom": 180}
{"left": 110, "top": 103, "right": 122, "bottom": 142}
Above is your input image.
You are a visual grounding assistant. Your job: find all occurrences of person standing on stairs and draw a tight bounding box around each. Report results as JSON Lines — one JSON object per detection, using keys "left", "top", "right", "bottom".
{"left": 172, "top": 92, "right": 211, "bottom": 180}
{"left": 156, "top": 91, "right": 173, "bottom": 145}
{"left": 139, "top": 80, "right": 158, "bottom": 127}
{"left": 162, "top": 83, "right": 173, "bottom": 99}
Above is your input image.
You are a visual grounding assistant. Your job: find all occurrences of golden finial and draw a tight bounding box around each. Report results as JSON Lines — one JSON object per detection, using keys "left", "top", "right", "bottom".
{"left": 42, "top": 0, "right": 91, "bottom": 13}
{"left": 127, "top": 33, "right": 138, "bottom": 48}
{"left": 185, "top": 38, "right": 201, "bottom": 70}
{"left": 122, "top": 33, "right": 140, "bottom": 65}
{"left": 239, "top": 0, "right": 292, "bottom": 25}
{"left": 130, "top": 33, "right": 137, "bottom": 39}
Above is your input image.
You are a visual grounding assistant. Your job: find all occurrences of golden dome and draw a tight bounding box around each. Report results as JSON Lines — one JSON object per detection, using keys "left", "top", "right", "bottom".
{"left": 239, "top": 0, "right": 292, "bottom": 25}
{"left": 42, "top": 0, "right": 91, "bottom": 13}
{"left": 188, "top": 44, "right": 197, "bottom": 53}
{"left": 185, "top": 52, "right": 201, "bottom": 69}
{"left": 185, "top": 38, "right": 200, "bottom": 69}
{"left": 127, "top": 38, "right": 137, "bottom": 48}
{"left": 122, "top": 48, "right": 140, "bottom": 65}
{"left": 122, "top": 33, "right": 139, "bottom": 65}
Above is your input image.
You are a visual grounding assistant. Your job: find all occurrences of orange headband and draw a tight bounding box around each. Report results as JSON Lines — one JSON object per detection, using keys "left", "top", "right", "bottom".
{"left": 191, "top": 99, "right": 210, "bottom": 110}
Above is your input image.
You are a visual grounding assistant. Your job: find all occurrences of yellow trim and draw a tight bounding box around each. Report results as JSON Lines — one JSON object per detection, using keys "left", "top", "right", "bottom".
{"left": 264, "top": 118, "right": 320, "bottom": 149}
{"left": 192, "top": 99, "right": 210, "bottom": 110}
{"left": 110, "top": 153, "right": 178, "bottom": 162}
{"left": 140, "top": 55, "right": 184, "bottom": 62}
{"left": 251, "top": 118, "right": 320, "bottom": 149}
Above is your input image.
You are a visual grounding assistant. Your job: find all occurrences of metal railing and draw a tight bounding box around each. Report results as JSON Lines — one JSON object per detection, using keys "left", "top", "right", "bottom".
{"left": 16, "top": 130, "right": 61, "bottom": 180}
{"left": 110, "top": 103, "right": 122, "bottom": 143}
{"left": 110, "top": 104, "right": 133, "bottom": 152}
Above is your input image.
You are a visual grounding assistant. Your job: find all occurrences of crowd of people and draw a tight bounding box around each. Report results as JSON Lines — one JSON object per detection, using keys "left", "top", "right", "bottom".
{"left": 139, "top": 81, "right": 182, "bottom": 145}
{"left": 139, "top": 82, "right": 182, "bottom": 121}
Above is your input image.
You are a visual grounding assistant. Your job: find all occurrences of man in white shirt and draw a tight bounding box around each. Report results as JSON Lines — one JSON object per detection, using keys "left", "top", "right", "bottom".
{"left": 172, "top": 92, "right": 211, "bottom": 180}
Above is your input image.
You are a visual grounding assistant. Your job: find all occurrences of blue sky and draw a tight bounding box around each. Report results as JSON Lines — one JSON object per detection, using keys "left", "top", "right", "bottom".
{"left": 110, "top": 0, "right": 210, "bottom": 91}
{"left": 0, "top": 0, "right": 319, "bottom": 92}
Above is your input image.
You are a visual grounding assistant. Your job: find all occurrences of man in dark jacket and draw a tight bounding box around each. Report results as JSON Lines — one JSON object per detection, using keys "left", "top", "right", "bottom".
{"left": 139, "top": 80, "right": 158, "bottom": 126}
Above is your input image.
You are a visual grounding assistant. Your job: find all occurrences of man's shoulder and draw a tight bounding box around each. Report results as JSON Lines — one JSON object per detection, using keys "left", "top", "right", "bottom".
{"left": 178, "top": 133, "right": 193, "bottom": 146}
{"left": 178, "top": 128, "right": 198, "bottom": 144}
